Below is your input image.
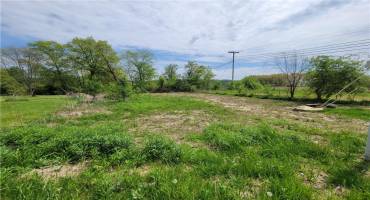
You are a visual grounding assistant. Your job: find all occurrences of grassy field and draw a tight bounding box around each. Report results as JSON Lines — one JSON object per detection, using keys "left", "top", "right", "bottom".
{"left": 209, "top": 87, "right": 370, "bottom": 104}
{"left": 0, "top": 93, "right": 369, "bottom": 199}
{"left": 0, "top": 95, "right": 75, "bottom": 128}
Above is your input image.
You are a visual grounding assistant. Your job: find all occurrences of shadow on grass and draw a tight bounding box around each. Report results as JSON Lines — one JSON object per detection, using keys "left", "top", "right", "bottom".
{"left": 329, "top": 160, "right": 370, "bottom": 188}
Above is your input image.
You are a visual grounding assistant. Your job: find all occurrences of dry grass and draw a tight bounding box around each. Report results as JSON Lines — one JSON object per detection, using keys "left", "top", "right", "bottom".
{"left": 130, "top": 110, "right": 213, "bottom": 143}
{"left": 30, "top": 162, "right": 87, "bottom": 179}
{"left": 157, "top": 93, "right": 368, "bottom": 134}
{"left": 57, "top": 103, "right": 111, "bottom": 117}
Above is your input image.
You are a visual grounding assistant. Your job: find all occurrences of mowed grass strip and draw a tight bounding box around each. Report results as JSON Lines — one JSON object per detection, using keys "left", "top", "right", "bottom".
{"left": 323, "top": 107, "right": 370, "bottom": 121}
{"left": 0, "top": 95, "right": 74, "bottom": 128}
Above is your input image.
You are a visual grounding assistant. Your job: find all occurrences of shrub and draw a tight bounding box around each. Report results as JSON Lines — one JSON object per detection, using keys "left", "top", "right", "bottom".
{"left": 241, "top": 77, "right": 263, "bottom": 90}
{"left": 141, "top": 136, "right": 182, "bottom": 164}
{"left": 105, "top": 81, "right": 132, "bottom": 100}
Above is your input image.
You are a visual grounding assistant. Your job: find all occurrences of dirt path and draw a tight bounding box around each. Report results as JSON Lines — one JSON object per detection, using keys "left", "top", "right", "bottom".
{"left": 154, "top": 93, "right": 368, "bottom": 134}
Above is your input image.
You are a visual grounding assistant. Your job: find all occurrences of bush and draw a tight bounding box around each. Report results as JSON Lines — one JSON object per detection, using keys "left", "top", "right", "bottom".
{"left": 83, "top": 79, "right": 102, "bottom": 97}
{"left": 106, "top": 81, "right": 132, "bottom": 100}
{"left": 141, "top": 136, "right": 182, "bottom": 164}
{"left": 241, "top": 77, "right": 263, "bottom": 90}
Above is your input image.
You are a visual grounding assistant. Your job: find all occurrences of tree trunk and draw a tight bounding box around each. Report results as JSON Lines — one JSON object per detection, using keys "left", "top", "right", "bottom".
{"left": 315, "top": 90, "right": 322, "bottom": 101}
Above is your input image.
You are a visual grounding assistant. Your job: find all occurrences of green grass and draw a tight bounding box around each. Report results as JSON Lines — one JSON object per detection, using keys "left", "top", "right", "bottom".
{"left": 0, "top": 94, "right": 369, "bottom": 199}
{"left": 209, "top": 87, "right": 370, "bottom": 105}
{"left": 0, "top": 95, "right": 75, "bottom": 128}
{"left": 323, "top": 107, "right": 370, "bottom": 121}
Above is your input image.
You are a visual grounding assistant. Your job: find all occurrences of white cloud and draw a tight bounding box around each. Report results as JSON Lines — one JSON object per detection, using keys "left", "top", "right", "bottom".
{"left": 1, "top": 0, "right": 369, "bottom": 76}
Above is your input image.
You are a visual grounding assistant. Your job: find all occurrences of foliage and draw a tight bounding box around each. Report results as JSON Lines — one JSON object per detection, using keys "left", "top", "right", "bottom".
{"left": 0, "top": 68, "right": 25, "bottom": 95}
{"left": 241, "top": 76, "right": 264, "bottom": 90}
{"left": 1, "top": 37, "right": 131, "bottom": 98}
{"left": 184, "top": 61, "right": 214, "bottom": 90}
{"left": 121, "top": 50, "right": 156, "bottom": 92}
{"left": 307, "top": 56, "right": 367, "bottom": 100}
{"left": 1, "top": 47, "right": 43, "bottom": 96}
{"left": 250, "top": 74, "right": 288, "bottom": 87}
{"left": 106, "top": 79, "right": 132, "bottom": 100}
{"left": 30, "top": 41, "right": 70, "bottom": 93}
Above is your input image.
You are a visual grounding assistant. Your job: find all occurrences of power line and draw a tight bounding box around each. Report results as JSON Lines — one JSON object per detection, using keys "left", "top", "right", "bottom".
{"left": 240, "top": 27, "right": 370, "bottom": 54}
{"left": 208, "top": 60, "right": 233, "bottom": 69}
{"left": 241, "top": 39, "right": 370, "bottom": 58}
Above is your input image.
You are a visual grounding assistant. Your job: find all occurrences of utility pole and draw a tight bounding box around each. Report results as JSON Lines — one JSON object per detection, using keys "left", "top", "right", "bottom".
{"left": 228, "top": 51, "right": 239, "bottom": 82}
{"left": 365, "top": 123, "right": 370, "bottom": 161}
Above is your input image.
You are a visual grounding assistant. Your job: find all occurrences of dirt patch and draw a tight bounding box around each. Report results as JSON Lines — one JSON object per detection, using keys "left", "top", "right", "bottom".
{"left": 299, "top": 169, "right": 328, "bottom": 190}
{"left": 57, "top": 103, "right": 111, "bottom": 117}
{"left": 155, "top": 93, "right": 368, "bottom": 134}
{"left": 239, "top": 179, "right": 264, "bottom": 199}
{"left": 130, "top": 110, "right": 213, "bottom": 142}
{"left": 30, "top": 162, "right": 87, "bottom": 179}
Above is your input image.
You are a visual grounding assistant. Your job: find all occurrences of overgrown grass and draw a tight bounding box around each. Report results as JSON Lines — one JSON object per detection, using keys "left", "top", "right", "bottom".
{"left": 0, "top": 94, "right": 369, "bottom": 199}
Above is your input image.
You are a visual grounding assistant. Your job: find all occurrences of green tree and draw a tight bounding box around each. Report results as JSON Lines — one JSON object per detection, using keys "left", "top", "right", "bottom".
{"left": 307, "top": 56, "right": 367, "bottom": 100}
{"left": 163, "top": 64, "right": 178, "bottom": 81}
{"left": 0, "top": 68, "right": 25, "bottom": 95}
{"left": 1, "top": 48, "right": 43, "bottom": 96}
{"left": 30, "top": 41, "right": 70, "bottom": 93}
{"left": 161, "top": 64, "right": 179, "bottom": 90}
{"left": 67, "top": 37, "right": 128, "bottom": 98}
{"left": 184, "top": 61, "right": 214, "bottom": 90}
{"left": 121, "top": 50, "right": 156, "bottom": 92}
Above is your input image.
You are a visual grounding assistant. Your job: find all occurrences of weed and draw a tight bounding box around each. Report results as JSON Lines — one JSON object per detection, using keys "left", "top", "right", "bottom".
{"left": 141, "top": 136, "right": 182, "bottom": 164}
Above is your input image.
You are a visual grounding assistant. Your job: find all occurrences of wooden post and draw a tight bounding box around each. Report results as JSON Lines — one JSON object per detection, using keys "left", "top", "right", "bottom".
{"left": 365, "top": 123, "right": 370, "bottom": 161}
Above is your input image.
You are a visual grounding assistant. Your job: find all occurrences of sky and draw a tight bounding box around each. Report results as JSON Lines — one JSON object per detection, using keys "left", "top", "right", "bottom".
{"left": 1, "top": 0, "right": 370, "bottom": 79}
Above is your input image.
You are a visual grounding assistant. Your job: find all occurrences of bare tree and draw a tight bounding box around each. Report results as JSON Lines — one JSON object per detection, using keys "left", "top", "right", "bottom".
{"left": 275, "top": 52, "right": 309, "bottom": 99}
{"left": 1, "top": 48, "right": 42, "bottom": 96}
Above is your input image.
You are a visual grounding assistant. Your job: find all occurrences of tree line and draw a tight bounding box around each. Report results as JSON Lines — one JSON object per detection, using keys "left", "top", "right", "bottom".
{"left": 0, "top": 37, "right": 214, "bottom": 99}
{"left": 1, "top": 37, "right": 368, "bottom": 101}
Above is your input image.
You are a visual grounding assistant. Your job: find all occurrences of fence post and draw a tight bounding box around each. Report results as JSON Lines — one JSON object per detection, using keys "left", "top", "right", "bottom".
{"left": 365, "top": 123, "right": 370, "bottom": 161}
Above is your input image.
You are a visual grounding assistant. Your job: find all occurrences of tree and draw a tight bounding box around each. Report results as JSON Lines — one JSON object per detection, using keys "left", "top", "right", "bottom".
{"left": 66, "top": 37, "right": 126, "bottom": 97}
{"left": 30, "top": 41, "right": 70, "bottom": 93}
{"left": 1, "top": 48, "right": 43, "bottom": 96}
{"left": 163, "top": 64, "right": 178, "bottom": 81}
{"left": 121, "top": 50, "right": 156, "bottom": 91}
{"left": 161, "top": 64, "right": 179, "bottom": 90}
{"left": 0, "top": 68, "right": 25, "bottom": 95}
{"left": 275, "top": 52, "right": 309, "bottom": 99}
{"left": 184, "top": 61, "right": 214, "bottom": 90}
{"left": 307, "top": 56, "right": 367, "bottom": 100}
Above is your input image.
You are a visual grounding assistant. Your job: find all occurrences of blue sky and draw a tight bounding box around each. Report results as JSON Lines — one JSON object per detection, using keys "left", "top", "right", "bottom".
{"left": 1, "top": 0, "right": 369, "bottom": 79}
